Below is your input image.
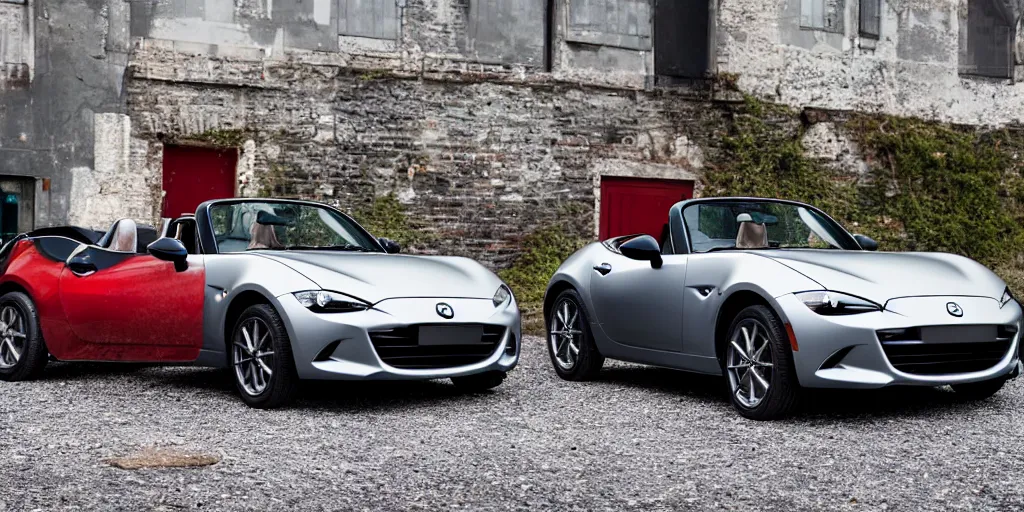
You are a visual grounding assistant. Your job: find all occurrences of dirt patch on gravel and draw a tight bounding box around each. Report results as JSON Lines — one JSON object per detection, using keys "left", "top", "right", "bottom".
{"left": 105, "top": 448, "right": 220, "bottom": 470}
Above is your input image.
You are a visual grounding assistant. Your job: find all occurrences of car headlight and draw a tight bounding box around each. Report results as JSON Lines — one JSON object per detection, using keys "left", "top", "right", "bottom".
{"left": 493, "top": 285, "right": 512, "bottom": 307}
{"left": 1000, "top": 287, "right": 1016, "bottom": 308}
{"left": 293, "top": 290, "right": 370, "bottom": 313}
{"left": 795, "top": 291, "right": 880, "bottom": 316}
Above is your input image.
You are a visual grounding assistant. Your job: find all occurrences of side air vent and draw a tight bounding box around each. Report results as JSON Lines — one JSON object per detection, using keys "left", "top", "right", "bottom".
{"left": 313, "top": 340, "right": 343, "bottom": 362}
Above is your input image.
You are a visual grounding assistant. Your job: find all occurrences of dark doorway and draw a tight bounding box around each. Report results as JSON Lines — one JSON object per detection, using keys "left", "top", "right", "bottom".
{"left": 654, "top": 0, "right": 712, "bottom": 79}
{"left": 162, "top": 145, "right": 237, "bottom": 218}
{"left": 0, "top": 176, "right": 35, "bottom": 244}
{"left": 599, "top": 177, "right": 694, "bottom": 241}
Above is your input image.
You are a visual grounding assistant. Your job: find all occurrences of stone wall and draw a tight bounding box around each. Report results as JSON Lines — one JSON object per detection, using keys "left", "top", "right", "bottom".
{"left": 126, "top": 47, "right": 715, "bottom": 267}
{"left": 717, "top": 0, "right": 1024, "bottom": 125}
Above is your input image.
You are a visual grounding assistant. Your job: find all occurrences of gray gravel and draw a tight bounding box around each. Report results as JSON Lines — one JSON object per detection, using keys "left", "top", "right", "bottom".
{"left": 1, "top": 336, "right": 1023, "bottom": 511}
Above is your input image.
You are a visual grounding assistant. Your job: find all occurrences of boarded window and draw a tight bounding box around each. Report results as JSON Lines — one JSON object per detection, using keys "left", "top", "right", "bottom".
{"left": 0, "top": 0, "right": 29, "bottom": 67}
{"left": 338, "top": 0, "right": 400, "bottom": 40}
{"left": 566, "top": 0, "right": 652, "bottom": 50}
{"left": 464, "top": 0, "right": 546, "bottom": 65}
{"left": 859, "top": 0, "right": 881, "bottom": 38}
{"left": 959, "top": 0, "right": 1014, "bottom": 79}
{"left": 801, "top": 0, "right": 844, "bottom": 33}
{"left": 654, "top": 0, "right": 711, "bottom": 78}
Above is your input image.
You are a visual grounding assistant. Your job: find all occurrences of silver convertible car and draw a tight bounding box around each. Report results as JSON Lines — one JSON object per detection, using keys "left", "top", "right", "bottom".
{"left": 544, "top": 197, "right": 1023, "bottom": 420}
{"left": 0, "top": 198, "right": 519, "bottom": 408}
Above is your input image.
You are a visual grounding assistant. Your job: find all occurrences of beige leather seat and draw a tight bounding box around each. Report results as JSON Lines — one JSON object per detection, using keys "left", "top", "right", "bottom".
{"left": 109, "top": 219, "right": 138, "bottom": 253}
{"left": 735, "top": 213, "right": 768, "bottom": 249}
{"left": 248, "top": 221, "right": 282, "bottom": 250}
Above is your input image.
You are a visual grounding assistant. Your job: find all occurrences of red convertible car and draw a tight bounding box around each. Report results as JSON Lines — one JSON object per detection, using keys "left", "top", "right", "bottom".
{"left": 0, "top": 198, "right": 521, "bottom": 408}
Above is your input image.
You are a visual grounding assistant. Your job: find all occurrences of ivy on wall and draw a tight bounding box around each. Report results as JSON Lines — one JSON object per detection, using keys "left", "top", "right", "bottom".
{"left": 704, "top": 95, "right": 1024, "bottom": 295}
{"left": 499, "top": 225, "right": 589, "bottom": 332}
{"left": 350, "top": 193, "right": 429, "bottom": 249}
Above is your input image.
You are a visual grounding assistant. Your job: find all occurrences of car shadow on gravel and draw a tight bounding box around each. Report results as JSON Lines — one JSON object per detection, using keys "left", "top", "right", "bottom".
{"left": 40, "top": 362, "right": 485, "bottom": 411}
{"left": 289, "top": 380, "right": 487, "bottom": 412}
{"left": 591, "top": 364, "right": 1003, "bottom": 420}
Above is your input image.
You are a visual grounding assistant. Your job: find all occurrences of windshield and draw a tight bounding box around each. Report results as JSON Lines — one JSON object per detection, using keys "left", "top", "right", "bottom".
{"left": 210, "top": 201, "right": 383, "bottom": 253}
{"left": 682, "top": 200, "right": 859, "bottom": 253}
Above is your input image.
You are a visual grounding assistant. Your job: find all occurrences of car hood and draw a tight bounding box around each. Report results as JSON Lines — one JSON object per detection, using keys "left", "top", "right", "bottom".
{"left": 256, "top": 251, "right": 504, "bottom": 304}
{"left": 756, "top": 250, "right": 1006, "bottom": 306}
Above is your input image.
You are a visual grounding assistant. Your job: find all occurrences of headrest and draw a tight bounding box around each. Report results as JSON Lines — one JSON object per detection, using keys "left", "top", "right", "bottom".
{"left": 256, "top": 210, "right": 293, "bottom": 226}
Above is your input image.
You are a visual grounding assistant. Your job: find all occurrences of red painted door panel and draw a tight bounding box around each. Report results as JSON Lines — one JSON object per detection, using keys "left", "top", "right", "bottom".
{"left": 599, "top": 177, "right": 694, "bottom": 240}
{"left": 162, "top": 145, "right": 237, "bottom": 218}
{"left": 58, "top": 255, "right": 205, "bottom": 359}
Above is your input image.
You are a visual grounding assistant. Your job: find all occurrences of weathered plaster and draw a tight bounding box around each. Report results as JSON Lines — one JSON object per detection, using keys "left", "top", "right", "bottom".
{"left": 0, "top": 0, "right": 129, "bottom": 228}
{"left": 69, "top": 114, "right": 159, "bottom": 229}
{"left": 718, "top": 0, "right": 1024, "bottom": 125}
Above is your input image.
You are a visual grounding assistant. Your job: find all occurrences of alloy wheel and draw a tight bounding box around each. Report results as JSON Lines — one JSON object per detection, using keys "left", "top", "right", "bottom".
{"left": 726, "top": 318, "right": 775, "bottom": 408}
{"left": 233, "top": 317, "right": 276, "bottom": 396}
{"left": 0, "top": 305, "right": 27, "bottom": 370}
{"left": 550, "top": 299, "right": 583, "bottom": 370}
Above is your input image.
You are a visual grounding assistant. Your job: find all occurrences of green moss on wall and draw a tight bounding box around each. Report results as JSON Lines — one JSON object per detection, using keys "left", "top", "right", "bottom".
{"left": 705, "top": 95, "right": 1024, "bottom": 295}
{"left": 351, "top": 193, "right": 428, "bottom": 249}
{"left": 499, "top": 225, "right": 589, "bottom": 333}
{"left": 186, "top": 129, "right": 252, "bottom": 147}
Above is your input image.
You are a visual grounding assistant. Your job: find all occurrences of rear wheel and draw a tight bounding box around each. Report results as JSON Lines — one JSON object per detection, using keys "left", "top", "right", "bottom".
{"left": 0, "top": 291, "right": 48, "bottom": 381}
{"left": 451, "top": 371, "right": 506, "bottom": 392}
{"left": 951, "top": 379, "right": 1006, "bottom": 401}
{"left": 547, "top": 289, "right": 603, "bottom": 381}
{"left": 230, "top": 304, "right": 299, "bottom": 409}
{"left": 723, "top": 305, "right": 800, "bottom": 420}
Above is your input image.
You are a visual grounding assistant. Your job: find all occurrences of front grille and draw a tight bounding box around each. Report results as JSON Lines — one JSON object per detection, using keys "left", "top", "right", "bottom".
{"left": 877, "top": 325, "right": 1014, "bottom": 375}
{"left": 369, "top": 324, "right": 506, "bottom": 369}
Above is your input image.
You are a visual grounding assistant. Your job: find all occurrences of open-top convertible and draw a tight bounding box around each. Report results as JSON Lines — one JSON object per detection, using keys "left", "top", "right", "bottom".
{"left": 544, "top": 197, "right": 1022, "bottom": 420}
{"left": 0, "top": 199, "right": 520, "bottom": 408}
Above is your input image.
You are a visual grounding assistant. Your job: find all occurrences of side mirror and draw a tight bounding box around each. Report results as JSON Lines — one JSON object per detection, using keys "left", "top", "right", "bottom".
{"left": 620, "top": 235, "right": 663, "bottom": 269}
{"left": 853, "top": 234, "right": 878, "bottom": 252}
{"left": 148, "top": 237, "right": 189, "bottom": 272}
{"left": 379, "top": 237, "right": 401, "bottom": 254}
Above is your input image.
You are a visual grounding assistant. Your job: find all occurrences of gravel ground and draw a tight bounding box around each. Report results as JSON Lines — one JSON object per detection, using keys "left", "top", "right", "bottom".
{"left": 2, "top": 336, "right": 1023, "bottom": 512}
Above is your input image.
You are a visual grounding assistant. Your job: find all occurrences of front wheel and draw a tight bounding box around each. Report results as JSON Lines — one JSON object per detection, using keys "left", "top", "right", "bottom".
{"left": 951, "top": 379, "right": 1006, "bottom": 401}
{"left": 547, "top": 289, "right": 603, "bottom": 381}
{"left": 0, "top": 291, "right": 48, "bottom": 381}
{"left": 723, "top": 305, "right": 801, "bottom": 420}
{"left": 230, "top": 304, "right": 299, "bottom": 409}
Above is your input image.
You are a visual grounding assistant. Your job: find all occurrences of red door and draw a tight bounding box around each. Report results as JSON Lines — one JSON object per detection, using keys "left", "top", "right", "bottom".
{"left": 599, "top": 177, "right": 694, "bottom": 241}
{"left": 162, "top": 145, "right": 237, "bottom": 218}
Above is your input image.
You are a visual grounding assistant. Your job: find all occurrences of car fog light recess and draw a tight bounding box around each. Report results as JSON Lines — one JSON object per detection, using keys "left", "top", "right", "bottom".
{"left": 795, "top": 291, "right": 880, "bottom": 316}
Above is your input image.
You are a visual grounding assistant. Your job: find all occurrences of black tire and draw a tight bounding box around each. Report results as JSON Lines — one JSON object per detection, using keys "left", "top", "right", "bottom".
{"left": 0, "top": 291, "right": 48, "bottom": 381}
{"left": 451, "top": 371, "right": 506, "bottom": 392}
{"left": 951, "top": 379, "right": 1006, "bottom": 401}
{"left": 546, "top": 289, "right": 604, "bottom": 381}
{"left": 722, "top": 305, "right": 801, "bottom": 420}
{"left": 230, "top": 304, "right": 299, "bottom": 409}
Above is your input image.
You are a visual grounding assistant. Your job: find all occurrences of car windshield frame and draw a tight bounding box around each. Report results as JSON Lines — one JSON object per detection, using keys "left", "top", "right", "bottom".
{"left": 200, "top": 199, "right": 386, "bottom": 255}
{"left": 680, "top": 198, "right": 861, "bottom": 254}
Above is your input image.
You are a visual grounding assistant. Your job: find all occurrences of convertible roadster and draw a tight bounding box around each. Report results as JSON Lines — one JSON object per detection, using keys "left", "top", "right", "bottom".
{"left": 545, "top": 197, "right": 1023, "bottom": 420}
{"left": 0, "top": 199, "right": 520, "bottom": 408}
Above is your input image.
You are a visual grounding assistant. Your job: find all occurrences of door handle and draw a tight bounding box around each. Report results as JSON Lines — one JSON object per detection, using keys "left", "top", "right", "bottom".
{"left": 68, "top": 259, "right": 97, "bottom": 276}
{"left": 593, "top": 263, "right": 612, "bottom": 276}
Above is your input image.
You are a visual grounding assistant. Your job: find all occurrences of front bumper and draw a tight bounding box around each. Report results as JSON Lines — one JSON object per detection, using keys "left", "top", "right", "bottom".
{"left": 276, "top": 294, "right": 521, "bottom": 381}
{"left": 781, "top": 294, "right": 1023, "bottom": 389}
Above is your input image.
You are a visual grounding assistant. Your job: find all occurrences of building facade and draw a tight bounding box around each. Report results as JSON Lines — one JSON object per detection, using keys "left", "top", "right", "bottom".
{"left": 1, "top": 0, "right": 1023, "bottom": 267}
